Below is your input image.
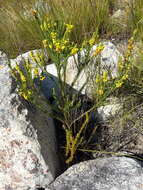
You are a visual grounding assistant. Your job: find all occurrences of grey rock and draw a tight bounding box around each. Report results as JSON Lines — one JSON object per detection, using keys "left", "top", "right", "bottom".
{"left": 66, "top": 42, "right": 122, "bottom": 97}
{"left": 0, "top": 52, "right": 60, "bottom": 189}
{"left": 0, "top": 51, "right": 8, "bottom": 65}
{"left": 91, "top": 41, "right": 122, "bottom": 77}
{"left": 49, "top": 156, "right": 143, "bottom": 190}
{"left": 10, "top": 49, "right": 49, "bottom": 69}
{"left": 46, "top": 64, "right": 57, "bottom": 78}
{"left": 112, "top": 9, "right": 126, "bottom": 19}
{"left": 110, "top": 9, "right": 127, "bottom": 31}
{"left": 96, "top": 103, "right": 122, "bottom": 123}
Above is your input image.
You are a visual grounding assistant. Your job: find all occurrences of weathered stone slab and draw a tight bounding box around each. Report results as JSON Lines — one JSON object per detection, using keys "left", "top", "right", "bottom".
{"left": 65, "top": 41, "right": 122, "bottom": 96}
{"left": 0, "top": 52, "right": 60, "bottom": 190}
{"left": 49, "top": 156, "right": 143, "bottom": 190}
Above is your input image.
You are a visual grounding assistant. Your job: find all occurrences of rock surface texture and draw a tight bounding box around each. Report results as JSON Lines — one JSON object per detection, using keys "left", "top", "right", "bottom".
{"left": 0, "top": 52, "right": 60, "bottom": 190}
{"left": 64, "top": 41, "right": 122, "bottom": 96}
{"left": 49, "top": 156, "right": 143, "bottom": 190}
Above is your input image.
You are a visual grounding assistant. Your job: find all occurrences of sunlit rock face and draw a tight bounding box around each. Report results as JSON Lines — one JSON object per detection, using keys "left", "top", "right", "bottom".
{"left": 49, "top": 156, "right": 143, "bottom": 190}
{"left": 65, "top": 42, "right": 122, "bottom": 96}
{"left": 0, "top": 52, "right": 60, "bottom": 190}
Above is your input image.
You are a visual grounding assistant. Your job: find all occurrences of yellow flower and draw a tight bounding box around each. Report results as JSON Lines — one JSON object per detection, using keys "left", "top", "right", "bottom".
{"left": 29, "top": 51, "right": 34, "bottom": 57}
{"left": 29, "top": 51, "right": 36, "bottom": 62}
{"left": 97, "top": 88, "right": 104, "bottom": 95}
{"left": 122, "top": 74, "right": 128, "bottom": 80}
{"left": 21, "top": 92, "right": 28, "bottom": 100}
{"left": 31, "top": 10, "right": 37, "bottom": 17}
{"left": 89, "top": 38, "right": 95, "bottom": 46}
{"left": 127, "top": 44, "right": 134, "bottom": 51}
{"left": 0, "top": 65, "right": 4, "bottom": 69}
{"left": 48, "top": 44, "right": 52, "bottom": 49}
{"left": 40, "top": 76, "right": 46, "bottom": 81}
{"left": 65, "top": 24, "right": 74, "bottom": 32}
{"left": 93, "top": 45, "right": 104, "bottom": 56}
{"left": 61, "top": 45, "right": 66, "bottom": 50}
{"left": 102, "top": 71, "right": 108, "bottom": 82}
{"left": 115, "top": 80, "right": 123, "bottom": 88}
{"left": 15, "top": 65, "right": 20, "bottom": 73}
{"left": 42, "top": 40, "right": 48, "bottom": 48}
{"left": 27, "top": 90, "right": 32, "bottom": 96}
{"left": 51, "top": 32, "right": 57, "bottom": 39}
{"left": 55, "top": 42, "right": 62, "bottom": 52}
{"left": 128, "top": 38, "right": 133, "bottom": 45}
{"left": 126, "top": 51, "right": 131, "bottom": 58}
{"left": 118, "top": 62, "right": 124, "bottom": 70}
{"left": 95, "top": 74, "right": 100, "bottom": 83}
{"left": 71, "top": 47, "right": 78, "bottom": 55}
{"left": 25, "top": 59, "right": 32, "bottom": 69}
{"left": 21, "top": 90, "right": 32, "bottom": 100}
{"left": 52, "top": 39, "right": 56, "bottom": 44}
{"left": 20, "top": 74, "right": 26, "bottom": 82}
{"left": 34, "top": 68, "right": 39, "bottom": 76}
{"left": 64, "top": 39, "right": 69, "bottom": 45}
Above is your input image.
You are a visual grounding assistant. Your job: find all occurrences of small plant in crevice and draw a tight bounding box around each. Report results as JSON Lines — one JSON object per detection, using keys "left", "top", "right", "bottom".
{"left": 9, "top": 16, "right": 97, "bottom": 164}
{"left": 9, "top": 10, "right": 139, "bottom": 165}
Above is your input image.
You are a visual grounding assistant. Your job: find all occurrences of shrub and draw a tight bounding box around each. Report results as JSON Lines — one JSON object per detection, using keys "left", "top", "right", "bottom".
{"left": 9, "top": 8, "right": 140, "bottom": 164}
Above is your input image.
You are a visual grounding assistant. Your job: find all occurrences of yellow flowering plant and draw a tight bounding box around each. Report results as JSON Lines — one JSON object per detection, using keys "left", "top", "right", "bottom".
{"left": 29, "top": 13, "right": 98, "bottom": 163}
{"left": 9, "top": 59, "right": 37, "bottom": 102}
{"left": 88, "top": 34, "right": 136, "bottom": 104}
{"left": 9, "top": 10, "right": 139, "bottom": 165}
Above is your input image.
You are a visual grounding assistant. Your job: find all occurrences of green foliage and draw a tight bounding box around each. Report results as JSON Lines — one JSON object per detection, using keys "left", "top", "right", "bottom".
{"left": 5, "top": 0, "right": 143, "bottom": 164}
{"left": 128, "top": 0, "right": 143, "bottom": 41}
{"left": 9, "top": 15, "right": 95, "bottom": 163}
{"left": 9, "top": 11, "right": 138, "bottom": 163}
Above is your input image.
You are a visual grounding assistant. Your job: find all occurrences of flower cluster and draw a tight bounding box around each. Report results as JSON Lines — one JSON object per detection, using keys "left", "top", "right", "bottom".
{"left": 10, "top": 60, "right": 35, "bottom": 101}
{"left": 40, "top": 19, "right": 76, "bottom": 57}
{"left": 116, "top": 37, "right": 134, "bottom": 89}
{"left": 70, "top": 46, "right": 79, "bottom": 55}
{"left": 65, "top": 24, "right": 74, "bottom": 33}
{"left": 125, "top": 37, "right": 134, "bottom": 60}
{"left": 42, "top": 30, "right": 71, "bottom": 55}
{"left": 93, "top": 44, "right": 105, "bottom": 56}
{"left": 95, "top": 71, "right": 108, "bottom": 96}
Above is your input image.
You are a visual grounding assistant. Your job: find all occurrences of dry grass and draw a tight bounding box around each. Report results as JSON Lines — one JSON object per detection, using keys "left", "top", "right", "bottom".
{"left": 0, "top": 0, "right": 113, "bottom": 58}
